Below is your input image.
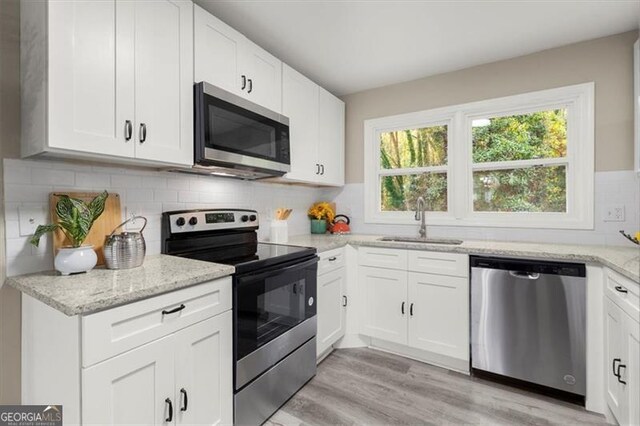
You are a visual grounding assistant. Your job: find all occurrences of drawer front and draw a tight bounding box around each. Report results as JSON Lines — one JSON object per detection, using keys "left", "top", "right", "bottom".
{"left": 407, "top": 251, "right": 469, "bottom": 277}
{"left": 318, "top": 248, "right": 346, "bottom": 276}
{"left": 606, "top": 268, "right": 640, "bottom": 319}
{"left": 82, "top": 277, "right": 232, "bottom": 367}
{"left": 358, "top": 247, "right": 408, "bottom": 270}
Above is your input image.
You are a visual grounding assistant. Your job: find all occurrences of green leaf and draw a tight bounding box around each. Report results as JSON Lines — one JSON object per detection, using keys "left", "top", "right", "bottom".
{"left": 88, "top": 191, "right": 108, "bottom": 222}
{"left": 29, "top": 224, "right": 60, "bottom": 247}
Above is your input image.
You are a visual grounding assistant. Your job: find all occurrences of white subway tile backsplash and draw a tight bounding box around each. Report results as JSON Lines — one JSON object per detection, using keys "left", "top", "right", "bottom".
{"left": 110, "top": 174, "right": 142, "bottom": 188}
{"left": 154, "top": 189, "right": 178, "bottom": 203}
{"left": 76, "top": 172, "right": 111, "bottom": 189}
{"left": 31, "top": 168, "right": 75, "bottom": 186}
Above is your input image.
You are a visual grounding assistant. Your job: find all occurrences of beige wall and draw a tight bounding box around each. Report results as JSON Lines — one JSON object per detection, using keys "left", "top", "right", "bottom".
{"left": 0, "top": 0, "right": 21, "bottom": 404}
{"left": 342, "top": 31, "right": 639, "bottom": 184}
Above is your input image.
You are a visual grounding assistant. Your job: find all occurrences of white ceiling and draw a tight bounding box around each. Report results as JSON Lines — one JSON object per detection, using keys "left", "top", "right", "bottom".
{"left": 196, "top": 0, "right": 640, "bottom": 96}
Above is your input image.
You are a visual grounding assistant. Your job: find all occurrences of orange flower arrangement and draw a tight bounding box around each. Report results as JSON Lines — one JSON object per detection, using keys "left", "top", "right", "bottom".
{"left": 307, "top": 202, "right": 335, "bottom": 223}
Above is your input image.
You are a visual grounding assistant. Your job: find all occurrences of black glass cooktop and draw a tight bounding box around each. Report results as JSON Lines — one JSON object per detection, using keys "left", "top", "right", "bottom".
{"left": 177, "top": 242, "right": 316, "bottom": 274}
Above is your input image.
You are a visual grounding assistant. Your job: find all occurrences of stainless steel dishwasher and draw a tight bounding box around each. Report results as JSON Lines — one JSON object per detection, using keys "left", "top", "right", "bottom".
{"left": 470, "top": 256, "right": 586, "bottom": 399}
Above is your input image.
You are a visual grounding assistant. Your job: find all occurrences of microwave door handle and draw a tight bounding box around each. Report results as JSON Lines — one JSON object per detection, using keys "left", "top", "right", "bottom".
{"left": 237, "top": 257, "right": 318, "bottom": 285}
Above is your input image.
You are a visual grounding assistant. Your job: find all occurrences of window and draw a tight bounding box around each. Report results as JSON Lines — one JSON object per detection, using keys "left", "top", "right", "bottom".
{"left": 364, "top": 83, "right": 594, "bottom": 229}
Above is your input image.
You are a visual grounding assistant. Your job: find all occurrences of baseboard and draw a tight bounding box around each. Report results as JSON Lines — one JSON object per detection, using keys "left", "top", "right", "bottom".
{"left": 370, "top": 338, "right": 470, "bottom": 374}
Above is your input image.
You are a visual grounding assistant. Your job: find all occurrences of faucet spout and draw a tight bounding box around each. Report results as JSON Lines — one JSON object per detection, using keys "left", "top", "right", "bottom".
{"left": 415, "top": 197, "right": 427, "bottom": 239}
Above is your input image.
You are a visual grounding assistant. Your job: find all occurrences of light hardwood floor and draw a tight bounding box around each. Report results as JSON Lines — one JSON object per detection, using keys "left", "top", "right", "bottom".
{"left": 266, "top": 348, "right": 607, "bottom": 426}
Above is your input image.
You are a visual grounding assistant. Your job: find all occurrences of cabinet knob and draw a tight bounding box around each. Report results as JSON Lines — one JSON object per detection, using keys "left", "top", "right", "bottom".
{"left": 139, "top": 123, "right": 147, "bottom": 143}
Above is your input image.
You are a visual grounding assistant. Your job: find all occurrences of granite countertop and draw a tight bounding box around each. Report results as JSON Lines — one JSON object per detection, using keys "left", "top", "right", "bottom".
{"left": 285, "top": 234, "right": 640, "bottom": 283}
{"left": 5, "top": 254, "right": 235, "bottom": 316}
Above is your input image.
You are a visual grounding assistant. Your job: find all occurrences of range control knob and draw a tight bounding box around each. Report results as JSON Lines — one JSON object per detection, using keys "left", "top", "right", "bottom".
{"left": 176, "top": 217, "right": 186, "bottom": 227}
{"left": 241, "top": 215, "right": 249, "bottom": 222}
{"left": 189, "top": 217, "right": 198, "bottom": 226}
{"left": 249, "top": 215, "right": 257, "bottom": 222}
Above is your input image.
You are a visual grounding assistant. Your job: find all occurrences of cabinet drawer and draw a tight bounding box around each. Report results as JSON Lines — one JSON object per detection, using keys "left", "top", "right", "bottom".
{"left": 318, "top": 248, "right": 345, "bottom": 276}
{"left": 82, "top": 277, "right": 232, "bottom": 367}
{"left": 606, "top": 268, "right": 640, "bottom": 319}
{"left": 358, "top": 247, "right": 408, "bottom": 270}
{"left": 407, "top": 251, "right": 469, "bottom": 277}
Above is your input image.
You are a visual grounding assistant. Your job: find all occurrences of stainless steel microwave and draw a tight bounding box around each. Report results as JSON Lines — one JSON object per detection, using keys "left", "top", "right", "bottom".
{"left": 193, "top": 82, "right": 290, "bottom": 179}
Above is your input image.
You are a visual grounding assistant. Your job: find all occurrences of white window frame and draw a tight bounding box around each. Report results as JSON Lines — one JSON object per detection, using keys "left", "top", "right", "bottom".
{"left": 364, "top": 83, "right": 594, "bottom": 229}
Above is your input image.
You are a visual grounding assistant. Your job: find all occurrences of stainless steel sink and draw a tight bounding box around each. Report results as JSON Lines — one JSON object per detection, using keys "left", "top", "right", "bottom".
{"left": 378, "top": 236, "right": 463, "bottom": 245}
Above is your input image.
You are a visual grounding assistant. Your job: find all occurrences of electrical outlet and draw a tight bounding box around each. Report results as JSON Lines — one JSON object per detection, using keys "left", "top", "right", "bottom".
{"left": 18, "top": 205, "right": 47, "bottom": 236}
{"left": 603, "top": 204, "right": 625, "bottom": 222}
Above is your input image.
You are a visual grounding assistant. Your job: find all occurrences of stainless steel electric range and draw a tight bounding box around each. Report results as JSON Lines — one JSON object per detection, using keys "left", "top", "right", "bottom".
{"left": 161, "top": 209, "right": 318, "bottom": 425}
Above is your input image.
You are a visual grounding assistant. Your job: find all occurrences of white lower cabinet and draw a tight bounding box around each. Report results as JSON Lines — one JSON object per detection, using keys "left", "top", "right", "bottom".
{"left": 82, "top": 335, "right": 176, "bottom": 425}
{"left": 22, "top": 278, "right": 233, "bottom": 426}
{"left": 359, "top": 248, "right": 470, "bottom": 365}
{"left": 84, "top": 312, "right": 232, "bottom": 425}
{"left": 317, "top": 249, "right": 347, "bottom": 357}
{"left": 407, "top": 272, "right": 468, "bottom": 360}
{"left": 605, "top": 293, "right": 640, "bottom": 426}
{"left": 360, "top": 266, "right": 407, "bottom": 345}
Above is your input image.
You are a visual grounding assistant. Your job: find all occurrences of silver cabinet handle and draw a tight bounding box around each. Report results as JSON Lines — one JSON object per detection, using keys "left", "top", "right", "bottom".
{"left": 139, "top": 123, "right": 147, "bottom": 143}
{"left": 124, "top": 120, "right": 132, "bottom": 141}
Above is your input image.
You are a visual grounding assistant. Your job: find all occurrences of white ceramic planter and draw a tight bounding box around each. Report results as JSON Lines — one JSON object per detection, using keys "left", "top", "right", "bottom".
{"left": 55, "top": 245, "right": 98, "bottom": 275}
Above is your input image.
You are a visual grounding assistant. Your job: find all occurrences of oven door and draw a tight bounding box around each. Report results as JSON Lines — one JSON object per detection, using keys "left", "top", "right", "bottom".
{"left": 195, "top": 82, "right": 290, "bottom": 174}
{"left": 234, "top": 256, "right": 317, "bottom": 390}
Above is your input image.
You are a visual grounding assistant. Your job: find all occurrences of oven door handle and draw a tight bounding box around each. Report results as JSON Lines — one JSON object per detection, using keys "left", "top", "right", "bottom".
{"left": 236, "top": 257, "right": 319, "bottom": 284}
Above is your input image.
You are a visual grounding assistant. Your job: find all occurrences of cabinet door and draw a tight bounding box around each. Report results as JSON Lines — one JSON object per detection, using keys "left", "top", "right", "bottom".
{"left": 175, "top": 311, "right": 233, "bottom": 426}
{"left": 605, "top": 298, "right": 626, "bottom": 421}
{"left": 360, "top": 266, "right": 407, "bottom": 345}
{"left": 134, "top": 0, "right": 193, "bottom": 166}
{"left": 317, "top": 268, "right": 346, "bottom": 356}
{"left": 316, "top": 87, "right": 345, "bottom": 186}
{"left": 622, "top": 315, "right": 640, "bottom": 426}
{"left": 241, "top": 41, "right": 282, "bottom": 113}
{"left": 82, "top": 336, "right": 175, "bottom": 425}
{"left": 408, "top": 272, "right": 469, "bottom": 360}
{"left": 282, "top": 64, "right": 319, "bottom": 183}
{"left": 194, "top": 5, "right": 244, "bottom": 96}
{"left": 48, "top": 0, "right": 134, "bottom": 158}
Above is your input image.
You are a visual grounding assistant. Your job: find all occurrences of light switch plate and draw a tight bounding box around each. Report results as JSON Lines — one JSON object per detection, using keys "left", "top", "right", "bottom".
{"left": 603, "top": 204, "right": 625, "bottom": 222}
{"left": 18, "top": 205, "right": 48, "bottom": 236}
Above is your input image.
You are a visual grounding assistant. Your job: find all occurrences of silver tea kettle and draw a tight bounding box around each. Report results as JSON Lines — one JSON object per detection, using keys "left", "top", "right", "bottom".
{"left": 103, "top": 216, "right": 147, "bottom": 270}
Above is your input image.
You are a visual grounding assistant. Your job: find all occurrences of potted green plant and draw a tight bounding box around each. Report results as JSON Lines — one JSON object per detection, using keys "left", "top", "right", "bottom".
{"left": 30, "top": 191, "right": 108, "bottom": 275}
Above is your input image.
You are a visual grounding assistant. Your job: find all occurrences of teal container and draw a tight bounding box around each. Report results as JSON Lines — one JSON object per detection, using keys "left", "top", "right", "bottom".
{"left": 310, "top": 219, "right": 327, "bottom": 234}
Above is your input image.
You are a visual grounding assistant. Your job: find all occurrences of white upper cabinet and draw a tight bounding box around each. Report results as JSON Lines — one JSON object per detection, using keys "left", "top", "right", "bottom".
{"left": 194, "top": 5, "right": 282, "bottom": 113}
{"left": 282, "top": 64, "right": 320, "bottom": 182}
{"left": 240, "top": 40, "right": 283, "bottom": 113}
{"left": 317, "top": 87, "right": 346, "bottom": 186}
{"left": 133, "top": 0, "right": 194, "bottom": 165}
{"left": 194, "top": 5, "right": 244, "bottom": 97}
{"left": 21, "top": 0, "right": 194, "bottom": 167}
{"left": 45, "top": 0, "right": 135, "bottom": 159}
{"left": 282, "top": 64, "right": 345, "bottom": 186}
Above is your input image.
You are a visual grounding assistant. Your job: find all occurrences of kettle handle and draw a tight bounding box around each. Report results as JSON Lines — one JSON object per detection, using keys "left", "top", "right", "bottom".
{"left": 109, "top": 215, "right": 148, "bottom": 237}
{"left": 334, "top": 214, "right": 350, "bottom": 225}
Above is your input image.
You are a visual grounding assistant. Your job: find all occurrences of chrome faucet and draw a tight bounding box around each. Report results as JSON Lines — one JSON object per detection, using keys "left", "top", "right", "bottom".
{"left": 415, "top": 196, "right": 427, "bottom": 239}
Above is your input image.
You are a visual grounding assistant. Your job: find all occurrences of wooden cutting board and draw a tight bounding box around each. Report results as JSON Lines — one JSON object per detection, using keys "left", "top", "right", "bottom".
{"left": 49, "top": 192, "right": 122, "bottom": 266}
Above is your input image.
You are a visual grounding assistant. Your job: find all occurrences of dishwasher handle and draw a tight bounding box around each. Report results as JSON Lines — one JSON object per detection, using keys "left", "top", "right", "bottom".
{"left": 508, "top": 271, "right": 540, "bottom": 280}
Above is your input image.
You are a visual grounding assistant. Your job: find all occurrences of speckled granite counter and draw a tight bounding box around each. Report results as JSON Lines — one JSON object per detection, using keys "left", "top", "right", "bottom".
{"left": 285, "top": 234, "right": 640, "bottom": 283}
{"left": 5, "top": 254, "right": 235, "bottom": 316}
